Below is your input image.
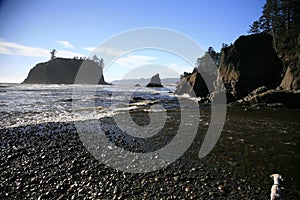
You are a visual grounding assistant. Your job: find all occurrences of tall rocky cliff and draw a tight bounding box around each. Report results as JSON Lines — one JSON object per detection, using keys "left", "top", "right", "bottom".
{"left": 174, "top": 33, "right": 300, "bottom": 107}
{"left": 22, "top": 58, "right": 108, "bottom": 84}
{"left": 218, "top": 33, "right": 283, "bottom": 101}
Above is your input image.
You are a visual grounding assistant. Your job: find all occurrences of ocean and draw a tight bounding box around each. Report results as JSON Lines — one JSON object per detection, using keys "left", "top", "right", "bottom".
{"left": 0, "top": 83, "right": 181, "bottom": 128}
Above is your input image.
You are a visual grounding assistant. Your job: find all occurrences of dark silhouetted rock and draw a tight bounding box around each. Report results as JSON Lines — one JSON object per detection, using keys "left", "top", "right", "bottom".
{"left": 22, "top": 58, "right": 108, "bottom": 84}
{"left": 146, "top": 74, "right": 163, "bottom": 87}
{"left": 238, "top": 88, "right": 300, "bottom": 108}
{"left": 174, "top": 68, "right": 216, "bottom": 98}
{"left": 218, "top": 33, "right": 283, "bottom": 101}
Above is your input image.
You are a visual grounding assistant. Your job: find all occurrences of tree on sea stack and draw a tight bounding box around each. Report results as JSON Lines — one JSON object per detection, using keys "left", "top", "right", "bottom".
{"left": 248, "top": 0, "right": 300, "bottom": 53}
{"left": 50, "top": 49, "right": 57, "bottom": 60}
{"left": 92, "top": 55, "right": 104, "bottom": 68}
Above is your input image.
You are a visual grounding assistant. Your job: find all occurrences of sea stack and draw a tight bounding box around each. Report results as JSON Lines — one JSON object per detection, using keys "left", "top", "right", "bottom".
{"left": 218, "top": 33, "right": 282, "bottom": 101}
{"left": 22, "top": 58, "right": 108, "bottom": 84}
{"left": 174, "top": 68, "right": 215, "bottom": 98}
{"left": 146, "top": 73, "right": 163, "bottom": 87}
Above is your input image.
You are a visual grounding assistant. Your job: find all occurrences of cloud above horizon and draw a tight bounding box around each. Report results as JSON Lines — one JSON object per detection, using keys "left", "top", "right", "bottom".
{"left": 57, "top": 40, "right": 74, "bottom": 48}
{"left": 114, "top": 55, "right": 157, "bottom": 68}
{"left": 0, "top": 38, "right": 49, "bottom": 57}
{"left": 167, "top": 63, "right": 194, "bottom": 75}
{"left": 84, "top": 46, "right": 126, "bottom": 56}
{"left": 0, "top": 38, "right": 85, "bottom": 58}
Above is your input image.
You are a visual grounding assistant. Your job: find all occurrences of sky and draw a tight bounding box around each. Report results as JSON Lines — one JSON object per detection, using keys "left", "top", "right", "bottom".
{"left": 0, "top": 0, "right": 265, "bottom": 83}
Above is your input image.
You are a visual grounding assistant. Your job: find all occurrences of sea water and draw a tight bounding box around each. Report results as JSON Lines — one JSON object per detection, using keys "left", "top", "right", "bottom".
{"left": 0, "top": 83, "right": 180, "bottom": 128}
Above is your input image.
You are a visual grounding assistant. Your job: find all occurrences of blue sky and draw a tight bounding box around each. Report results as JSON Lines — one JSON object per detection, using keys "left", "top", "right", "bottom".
{"left": 0, "top": 0, "right": 265, "bottom": 83}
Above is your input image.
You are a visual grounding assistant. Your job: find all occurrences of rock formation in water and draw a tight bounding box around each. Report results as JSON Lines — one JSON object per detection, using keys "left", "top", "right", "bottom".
{"left": 146, "top": 73, "right": 163, "bottom": 87}
{"left": 22, "top": 58, "right": 108, "bottom": 84}
{"left": 174, "top": 68, "right": 215, "bottom": 98}
{"left": 218, "top": 33, "right": 283, "bottom": 101}
{"left": 174, "top": 33, "right": 300, "bottom": 107}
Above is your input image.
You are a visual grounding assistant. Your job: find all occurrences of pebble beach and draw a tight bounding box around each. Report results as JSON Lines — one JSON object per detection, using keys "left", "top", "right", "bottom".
{"left": 1, "top": 107, "right": 299, "bottom": 199}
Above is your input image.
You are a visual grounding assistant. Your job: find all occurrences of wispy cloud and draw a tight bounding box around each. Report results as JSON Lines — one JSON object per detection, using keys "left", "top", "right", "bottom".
{"left": 56, "top": 50, "right": 85, "bottom": 58}
{"left": 0, "top": 38, "right": 49, "bottom": 57}
{"left": 84, "top": 46, "right": 126, "bottom": 56}
{"left": 57, "top": 40, "right": 74, "bottom": 48}
{"left": 167, "top": 63, "right": 194, "bottom": 74}
{"left": 115, "top": 55, "right": 157, "bottom": 68}
{"left": 0, "top": 38, "right": 85, "bottom": 58}
{"left": 84, "top": 47, "right": 94, "bottom": 52}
